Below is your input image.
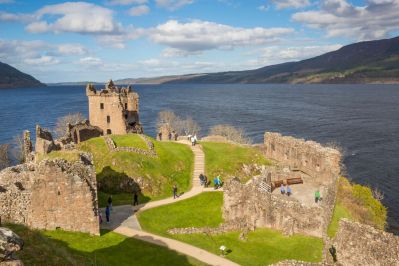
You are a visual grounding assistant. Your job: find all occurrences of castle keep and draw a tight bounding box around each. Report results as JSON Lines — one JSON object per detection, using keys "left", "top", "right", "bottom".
{"left": 86, "top": 80, "right": 143, "bottom": 135}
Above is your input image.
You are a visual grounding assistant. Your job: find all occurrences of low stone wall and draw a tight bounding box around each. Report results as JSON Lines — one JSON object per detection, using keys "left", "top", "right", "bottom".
{"left": 223, "top": 177, "right": 327, "bottom": 237}
{"left": 0, "top": 153, "right": 99, "bottom": 235}
{"left": 333, "top": 219, "right": 399, "bottom": 266}
{"left": 104, "top": 135, "right": 157, "bottom": 157}
{"left": 263, "top": 132, "right": 341, "bottom": 185}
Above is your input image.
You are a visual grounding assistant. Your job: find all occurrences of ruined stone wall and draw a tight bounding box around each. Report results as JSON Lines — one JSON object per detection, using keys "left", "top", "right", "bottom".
{"left": 86, "top": 82, "right": 141, "bottom": 135}
{"left": 333, "top": 219, "right": 399, "bottom": 266}
{"left": 35, "top": 125, "right": 60, "bottom": 154}
{"left": 0, "top": 154, "right": 99, "bottom": 235}
{"left": 67, "top": 121, "right": 103, "bottom": 144}
{"left": 223, "top": 177, "right": 326, "bottom": 237}
{"left": 263, "top": 132, "right": 341, "bottom": 185}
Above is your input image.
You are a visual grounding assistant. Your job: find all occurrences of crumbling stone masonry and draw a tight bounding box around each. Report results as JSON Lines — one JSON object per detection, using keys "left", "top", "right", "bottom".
{"left": 35, "top": 125, "right": 60, "bottom": 155}
{"left": 66, "top": 120, "right": 103, "bottom": 144}
{"left": 0, "top": 153, "right": 99, "bottom": 235}
{"left": 86, "top": 80, "right": 143, "bottom": 135}
{"left": 263, "top": 132, "right": 341, "bottom": 185}
{"left": 332, "top": 219, "right": 399, "bottom": 266}
{"left": 22, "top": 130, "right": 34, "bottom": 163}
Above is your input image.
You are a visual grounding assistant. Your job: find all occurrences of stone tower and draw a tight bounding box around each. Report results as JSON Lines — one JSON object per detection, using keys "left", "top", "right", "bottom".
{"left": 86, "top": 80, "right": 143, "bottom": 135}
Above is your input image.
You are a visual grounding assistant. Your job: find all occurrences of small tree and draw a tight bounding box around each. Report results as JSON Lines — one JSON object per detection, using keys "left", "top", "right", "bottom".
{"left": 12, "top": 134, "right": 25, "bottom": 164}
{"left": 0, "top": 144, "right": 10, "bottom": 170}
{"left": 180, "top": 117, "right": 201, "bottom": 136}
{"left": 209, "top": 124, "right": 252, "bottom": 144}
{"left": 54, "top": 113, "right": 86, "bottom": 138}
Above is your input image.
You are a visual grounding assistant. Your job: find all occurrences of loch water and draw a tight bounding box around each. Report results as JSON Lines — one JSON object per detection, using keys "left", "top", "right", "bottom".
{"left": 0, "top": 83, "right": 398, "bottom": 233}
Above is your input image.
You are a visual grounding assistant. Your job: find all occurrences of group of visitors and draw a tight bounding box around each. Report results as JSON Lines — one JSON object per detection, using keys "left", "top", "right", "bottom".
{"left": 280, "top": 184, "right": 292, "bottom": 196}
{"left": 188, "top": 134, "right": 198, "bottom": 146}
{"left": 214, "top": 175, "right": 223, "bottom": 189}
{"left": 199, "top": 173, "right": 208, "bottom": 187}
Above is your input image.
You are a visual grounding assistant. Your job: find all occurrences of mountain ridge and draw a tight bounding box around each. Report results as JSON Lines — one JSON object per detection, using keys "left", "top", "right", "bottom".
{"left": 0, "top": 61, "right": 46, "bottom": 89}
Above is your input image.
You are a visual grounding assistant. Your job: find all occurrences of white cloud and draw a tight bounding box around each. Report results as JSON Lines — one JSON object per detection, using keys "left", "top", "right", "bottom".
{"left": 150, "top": 20, "right": 294, "bottom": 56}
{"left": 107, "top": 0, "right": 147, "bottom": 5}
{"left": 271, "top": 0, "right": 310, "bottom": 9}
{"left": 77, "top": 56, "right": 103, "bottom": 66}
{"left": 0, "top": 11, "right": 35, "bottom": 22}
{"left": 26, "top": 2, "right": 122, "bottom": 34}
{"left": 258, "top": 5, "right": 270, "bottom": 11}
{"left": 292, "top": 0, "right": 399, "bottom": 40}
{"left": 57, "top": 44, "right": 88, "bottom": 55}
{"left": 155, "top": 0, "right": 194, "bottom": 11}
{"left": 246, "top": 44, "right": 342, "bottom": 67}
{"left": 128, "top": 5, "right": 150, "bottom": 16}
{"left": 24, "top": 55, "right": 59, "bottom": 65}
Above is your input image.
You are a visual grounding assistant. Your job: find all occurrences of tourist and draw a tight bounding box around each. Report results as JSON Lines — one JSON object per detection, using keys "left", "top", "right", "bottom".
{"left": 194, "top": 134, "right": 198, "bottom": 144}
{"left": 108, "top": 195, "right": 113, "bottom": 210}
{"left": 99, "top": 213, "right": 103, "bottom": 224}
{"left": 315, "top": 190, "right": 321, "bottom": 203}
{"left": 204, "top": 175, "right": 208, "bottom": 187}
{"left": 187, "top": 134, "right": 192, "bottom": 141}
{"left": 217, "top": 175, "right": 223, "bottom": 188}
{"left": 105, "top": 205, "right": 110, "bottom": 223}
{"left": 191, "top": 135, "right": 195, "bottom": 146}
{"left": 287, "top": 185, "right": 292, "bottom": 196}
{"left": 199, "top": 173, "right": 205, "bottom": 186}
{"left": 173, "top": 184, "right": 178, "bottom": 199}
{"left": 280, "top": 184, "right": 285, "bottom": 194}
{"left": 133, "top": 192, "right": 139, "bottom": 206}
{"left": 213, "top": 176, "right": 219, "bottom": 189}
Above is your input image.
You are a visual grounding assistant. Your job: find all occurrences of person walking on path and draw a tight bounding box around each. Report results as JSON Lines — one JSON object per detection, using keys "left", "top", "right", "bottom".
{"left": 191, "top": 136, "right": 195, "bottom": 146}
{"left": 105, "top": 205, "right": 110, "bottom": 223}
{"left": 194, "top": 134, "right": 198, "bottom": 145}
{"left": 287, "top": 185, "right": 292, "bottom": 196}
{"left": 280, "top": 184, "right": 285, "bottom": 194}
{"left": 173, "top": 184, "right": 178, "bottom": 199}
{"left": 133, "top": 192, "right": 139, "bottom": 206}
{"left": 315, "top": 190, "right": 321, "bottom": 203}
{"left": 108, "top": 195, "right": 113, "bottom": 210}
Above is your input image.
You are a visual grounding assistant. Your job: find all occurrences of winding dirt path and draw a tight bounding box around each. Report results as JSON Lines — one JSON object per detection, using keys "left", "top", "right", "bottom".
{"left": 101, "top": 140, "right": 237, "bottom": 266}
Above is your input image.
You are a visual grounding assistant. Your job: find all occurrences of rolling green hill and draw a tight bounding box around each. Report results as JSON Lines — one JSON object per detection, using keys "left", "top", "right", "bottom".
{"left": 0, "top": 61, "right": 45, "bottom": 89}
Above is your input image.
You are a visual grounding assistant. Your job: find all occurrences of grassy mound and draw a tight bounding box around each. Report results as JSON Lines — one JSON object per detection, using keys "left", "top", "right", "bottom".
{"left": 327, "top": 177, "right": 387, "bottom": 237}
{"left": 138, "top": 192, "right": 323, "bottom": 266}
{"left": 201, "top": 142, "right": 271, "bottom": 183}
{"left": 44, "top": 135, "right": 194, "bottom": 207}
{"left": 6, "top": 224, "right": 205, "bottom": 266}
{"left": 111, "top": 134, "right": 149, "bottom": 150}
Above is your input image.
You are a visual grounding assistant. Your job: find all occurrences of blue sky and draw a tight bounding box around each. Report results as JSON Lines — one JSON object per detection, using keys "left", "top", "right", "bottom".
{"left": 0, "top": 0, "right": 398, "bottom": 83}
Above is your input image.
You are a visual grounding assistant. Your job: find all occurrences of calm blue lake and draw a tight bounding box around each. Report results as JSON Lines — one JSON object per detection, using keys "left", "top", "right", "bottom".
{"left": 0, "top": 83, "right": 398, "bottom": 233}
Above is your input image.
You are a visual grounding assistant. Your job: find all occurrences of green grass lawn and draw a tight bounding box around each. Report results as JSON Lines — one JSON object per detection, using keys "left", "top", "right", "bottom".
{"left": 138, "top": 192, "right": 323, "bottom": 266}
{"left": 201, "top": 142, "right": 271, "bottom": 183}
{"left": 6, "top": 224, "right": 205, "bottom": 266}
{"left": 76, "top": 135, "right": 194, "bottom": 204}
{"left": 111, "top": 134, "right": 149, "bottom": 150}
{"left": 98, "top": 191, "right": 151, "bottom": 208}
{"left": 327, "top": 202, "right": 352, "bottom": 238}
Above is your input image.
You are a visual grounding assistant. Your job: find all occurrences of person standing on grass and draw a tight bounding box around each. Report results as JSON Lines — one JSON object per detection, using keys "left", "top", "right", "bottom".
{"left": 105, "top": 205, "right": 110, "bottom": 223}
{"left": 173, "top": 184, "right": 178, "bottom": 199}
{"left": 133, "top": 192, "right": 139, "bottom": 206}
{"left": 107, "top": 195, "right": 113, "bottom": 210}
{"left": 315, "top": 190, "right": 321, "bottom": 203}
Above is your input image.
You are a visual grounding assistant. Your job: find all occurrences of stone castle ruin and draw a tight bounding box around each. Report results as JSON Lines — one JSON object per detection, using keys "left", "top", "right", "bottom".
{"left": 0, "top": 153, "right": 99, "bottom": 235}
{"left": 223, "top": 132, "right": 341, "bottom": 238}
{"left": 86, "top": 80, "right": 143, "bottom": 135}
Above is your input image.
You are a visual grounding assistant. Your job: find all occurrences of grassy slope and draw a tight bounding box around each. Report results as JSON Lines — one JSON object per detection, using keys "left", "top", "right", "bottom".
{"left": 201, "top": 142, "right": 271, "bottom": 183}
{"left": 138, "top": 192, "right": 323, "bottom": 266}
{"left": 111, "top": 134, "right": 149, "bottom": 150}
{"left": 327, "top": 177, "right": 387, "bottom": 237}
{"left": 77, "top": 136, "right": 194, "bottom": 205}
{"left": 7, "top": 224, "right": 206, "bottom": 266}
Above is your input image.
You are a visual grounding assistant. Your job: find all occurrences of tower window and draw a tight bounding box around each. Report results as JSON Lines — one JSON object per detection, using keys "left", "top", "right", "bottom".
{"left": 107, "top": 129, "right": 112, "bottom": 135}
{"left": 100, "top": 103, "right": 104, "bottom": 109}
{"left": 125, "top": 103, "right": 128, "bottom": 109}
{"left": 107, "top": 115, "right": 110, "bottom": 123}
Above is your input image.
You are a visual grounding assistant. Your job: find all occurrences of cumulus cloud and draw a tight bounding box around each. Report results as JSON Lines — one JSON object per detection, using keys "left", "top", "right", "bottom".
{"left": 0, "top": 11, "right": 35, "bottom": 22}
{"left": 24, "top": 55, "right": 59, "bottom": 65}
{"left": 150, "top": 20, "right": 294, "bottom": 56}
{"left": 292, "top": 0, "right": 399, "bottom": 40}
{"left": 77, "top": 56, "right": 103, "bottom": 66}
{"left": 107, "top": 0, "right": 147, "bottom": 5}
{"left": 271, "top": 0, "right": 310, "bottom": 9}
{"left": 156, "top": 0, "right": 194, "bottom": 10}
{"left": 26, "top": 2, "right": 122, "bottom": 34}
{"left": 128, "top": 5, "right": 150, "bottom": 16}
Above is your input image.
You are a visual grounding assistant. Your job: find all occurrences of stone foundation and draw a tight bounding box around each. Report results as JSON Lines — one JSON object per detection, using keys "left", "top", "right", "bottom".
{"left": 0, "top": 153, "right": 99, "bottom": 235}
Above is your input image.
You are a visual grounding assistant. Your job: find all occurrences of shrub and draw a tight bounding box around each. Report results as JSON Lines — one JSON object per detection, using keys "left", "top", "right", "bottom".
{"left": 209, "top": 124, "right": 252, "bottom": 144}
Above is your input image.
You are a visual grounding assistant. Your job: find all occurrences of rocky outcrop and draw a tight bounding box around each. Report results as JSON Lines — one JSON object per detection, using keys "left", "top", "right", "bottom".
{"left": 0, "top": 227, "right": 23, "bottom": 264}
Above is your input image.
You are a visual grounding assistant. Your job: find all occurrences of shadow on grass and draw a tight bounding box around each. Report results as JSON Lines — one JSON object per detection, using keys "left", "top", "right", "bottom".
{"left": 7, "top": 224, "right": 204, "bottom": 266}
